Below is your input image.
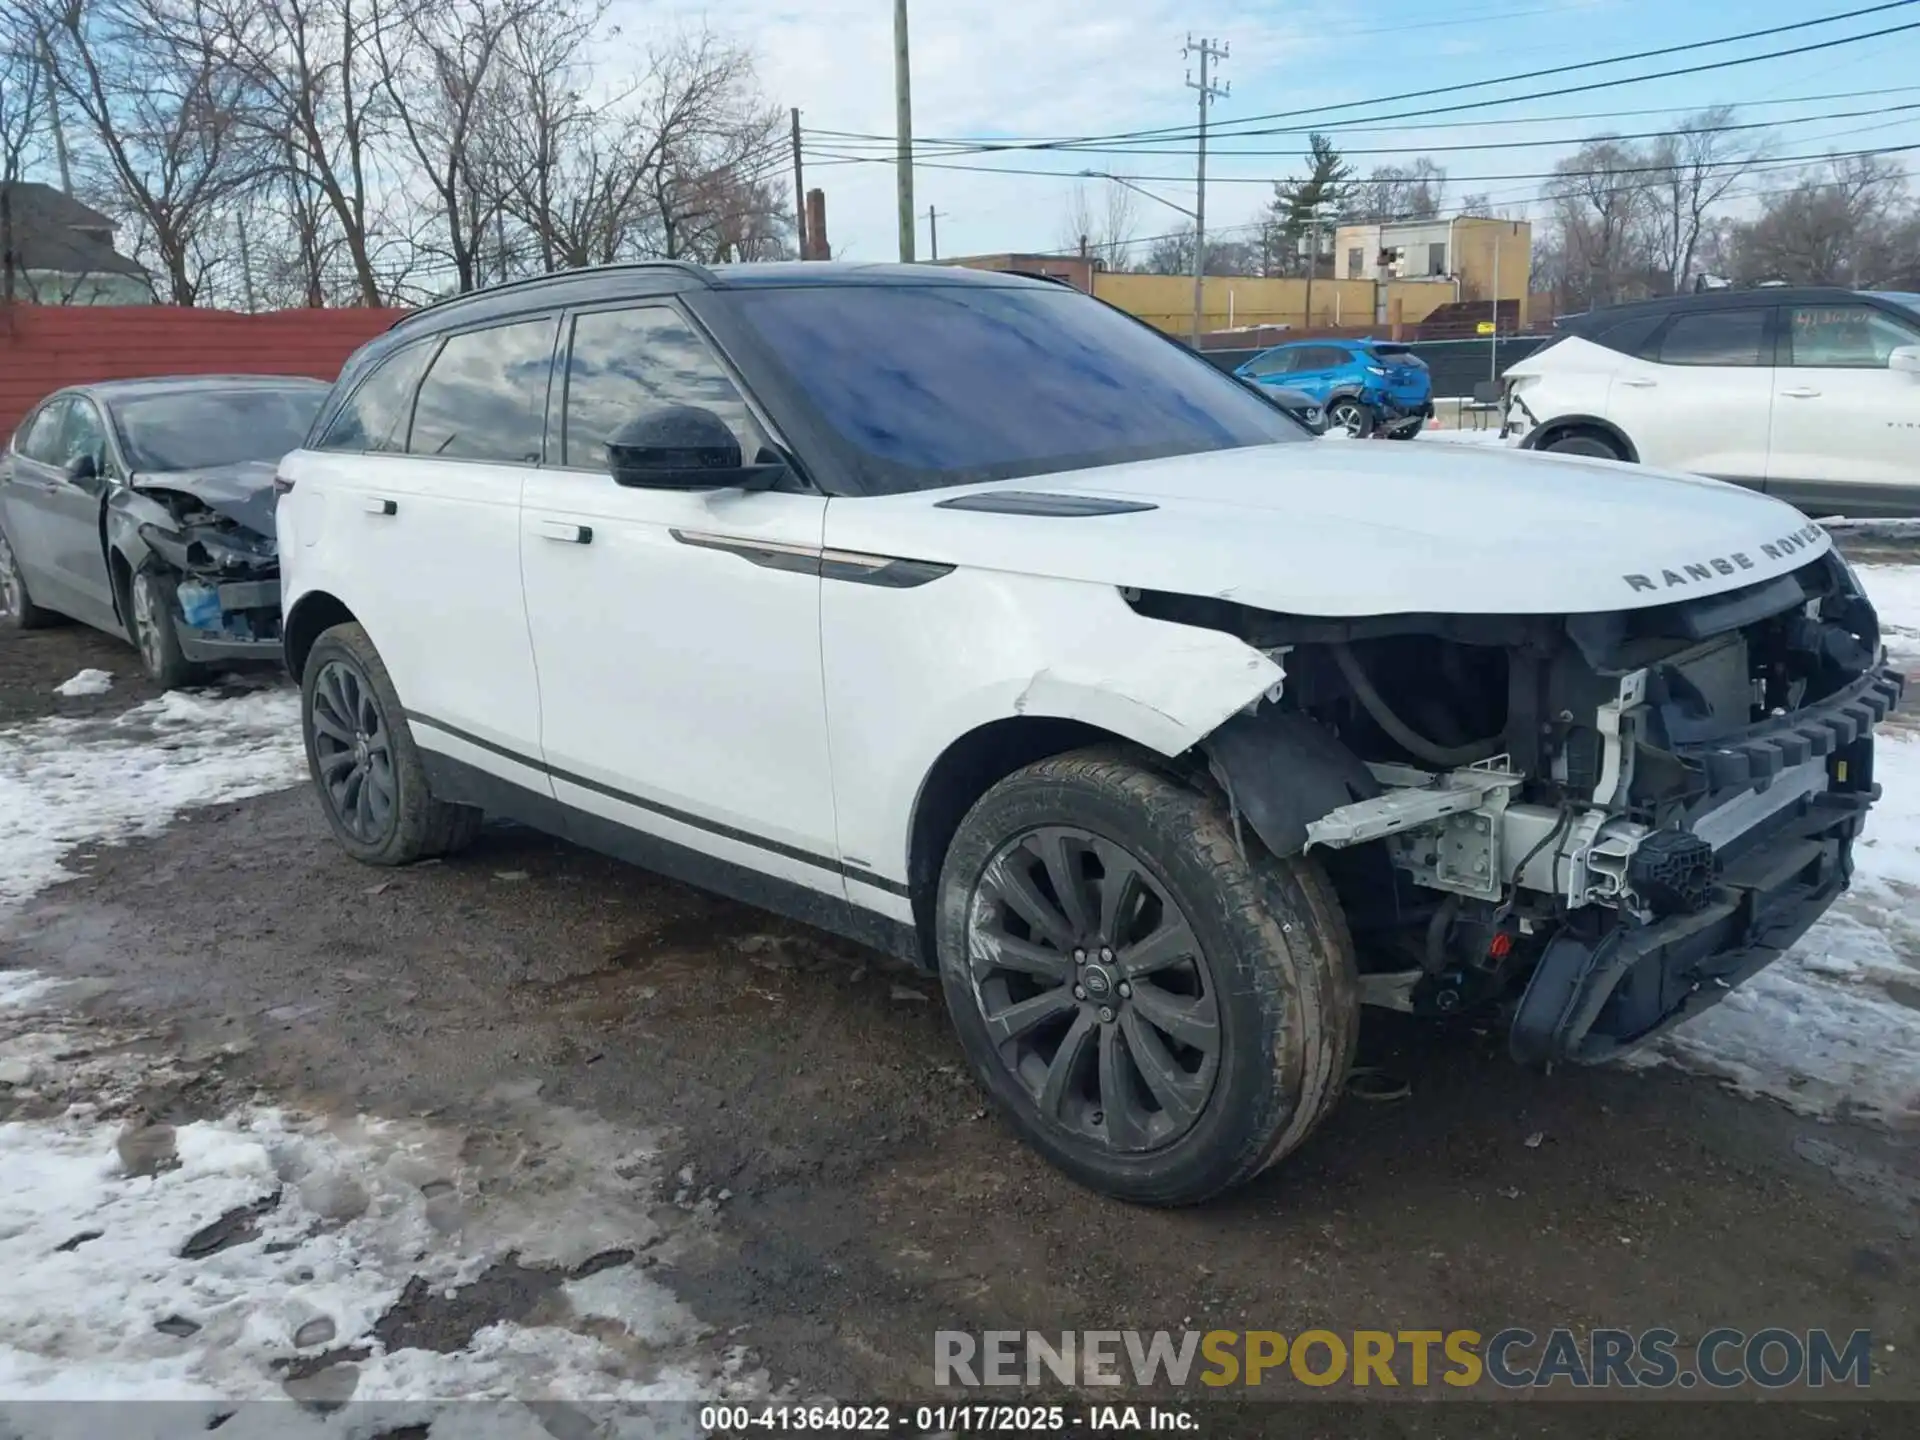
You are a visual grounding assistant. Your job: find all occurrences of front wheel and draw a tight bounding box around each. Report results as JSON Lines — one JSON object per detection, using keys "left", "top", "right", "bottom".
{"left": 301, "top": 621, "right": 482, "bottom": 865}
{"left": 130, "top": 564, "right": 202, "bottom": 689}
{"left": 1544, "top": 429, "right": 1625, "bottom": 461}
{"left": 935, "top": 750, "right": 1359, "bottom": 1206}
{"left": 1325, "top": 398, "right": 1372, "bottom": 438}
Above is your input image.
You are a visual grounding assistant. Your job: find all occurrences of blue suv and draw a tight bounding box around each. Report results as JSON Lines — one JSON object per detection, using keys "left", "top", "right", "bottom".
{"left": 1235, "top": 339, "right": 1433, "bottom": 438}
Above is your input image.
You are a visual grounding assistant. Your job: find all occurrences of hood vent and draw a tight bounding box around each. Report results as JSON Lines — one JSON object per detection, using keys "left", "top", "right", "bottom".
{"left": 934, "top": 492, "right": 1157, "bottom": 517}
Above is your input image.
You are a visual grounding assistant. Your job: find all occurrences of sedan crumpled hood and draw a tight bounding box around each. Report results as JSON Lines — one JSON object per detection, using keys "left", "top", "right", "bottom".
{"left": 131, "top": 460, "right": 279, "bottom": 539}
{"left": 823, "top": 441, "right": 1832, "bottom": 616}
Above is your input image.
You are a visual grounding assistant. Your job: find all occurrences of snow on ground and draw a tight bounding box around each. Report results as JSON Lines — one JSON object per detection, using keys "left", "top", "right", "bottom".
{"left": 1644, "top": 562, "right": 1920, "bottom": 1126}
{"left": 51, "top": 669, "right": 113, "bottom": 698}
{"left": 1418, "top": 426, "right": 1507, "bottom": 446}
{"left": 0, "top": 686, "right": 306, "bottom": 911}
{"left": 0, "top": 976, "right": 765, "bottom": 1435}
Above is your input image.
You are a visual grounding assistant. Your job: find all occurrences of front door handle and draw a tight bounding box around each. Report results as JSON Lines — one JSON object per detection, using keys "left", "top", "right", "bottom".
{"left": 363, "top": 496, "right": 397, "bottom": 516}
{"left": 1779, "top": 387, "right": 1821, "bottom": 399}
{"left": 535, "top": 520, "right": 593, "bottom": 545}
{"left": 1618, "top": 376, "right": 1658, "bottom": 388}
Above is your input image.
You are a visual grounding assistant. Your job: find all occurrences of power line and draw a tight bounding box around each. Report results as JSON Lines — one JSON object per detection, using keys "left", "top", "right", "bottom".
{"left": 802, "top": 1, "right": 1920, "bottom": 153}
{"left": 804, "top": 100, "right": 1920, "bottom": 162}
{"left": 805, "top": 139, "right": 1920, "bottom": 187}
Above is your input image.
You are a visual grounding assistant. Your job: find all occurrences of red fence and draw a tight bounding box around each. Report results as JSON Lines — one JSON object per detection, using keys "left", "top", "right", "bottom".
{"left": 0, "top": 303, "right": 406, "bottom": 442}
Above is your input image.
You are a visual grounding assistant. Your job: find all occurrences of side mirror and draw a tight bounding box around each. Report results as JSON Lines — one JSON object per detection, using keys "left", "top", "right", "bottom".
{"left": 1889, "top": 345, "right": 1920, "bottom": 378}
{"left": 605, "top": 405, "right": 785, "bottom": 490}
{"left": 64, "top": 452, "right": 99, "bottom": 482}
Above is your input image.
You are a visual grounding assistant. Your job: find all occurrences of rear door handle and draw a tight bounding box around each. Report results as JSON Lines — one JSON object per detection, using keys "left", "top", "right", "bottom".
{"left": 363, "top": 496, "right": 397, "bottom": 515}
{"left": 535, "top": 520, "right": 593, "bottom": 545}
{"left": 1779, "top": 387, "right": 1821, "bottom": 399}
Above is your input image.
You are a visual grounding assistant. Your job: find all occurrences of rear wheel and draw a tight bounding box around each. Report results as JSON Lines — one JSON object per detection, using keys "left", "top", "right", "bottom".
{"left": 1544, "top": 429, "right": 1625, "bottom": 461}
{"left": 0, "top": 528, "right": 56, "bottom": 630}
{"left": 301, "top": 621, "right": 482, "bottom": 865}
{"left": 935, "top": 749, "right": 1359, "bottom": 1206}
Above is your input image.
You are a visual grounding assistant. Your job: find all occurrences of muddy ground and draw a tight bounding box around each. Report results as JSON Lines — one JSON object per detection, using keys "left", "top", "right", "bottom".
{"left": 3, "top": 619, "right": 1918, "bottom": 1439}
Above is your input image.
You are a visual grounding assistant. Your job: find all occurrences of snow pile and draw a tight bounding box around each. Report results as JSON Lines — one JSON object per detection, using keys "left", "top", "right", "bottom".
{"left": 0, "top": 975, "right": 764, "bottom": 1431}
{"left": 0, "top": 687, "right": 306, "bottom": 910}
{"left": 1648, "top": 562, "right": 1920, "bottom": 1126}
{"left": 1420, "top": 426, "right": 1507, "bottom": 446}
{"left": 51, "top": 670, "right": 113, "bottom": 698}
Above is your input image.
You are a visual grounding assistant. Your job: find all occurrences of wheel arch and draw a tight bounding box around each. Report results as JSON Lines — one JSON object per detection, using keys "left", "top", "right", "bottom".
{"left": 1526, "top": 413, "right": 1639, "bottom": 463}
{"left": 285, "top": 590, "right": 358, "bottom": 680}
{"left": 904, "top": 716, "right": 1142, "bottom": 963}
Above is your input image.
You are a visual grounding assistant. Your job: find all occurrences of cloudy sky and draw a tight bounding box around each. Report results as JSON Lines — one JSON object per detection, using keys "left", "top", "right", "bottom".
{"left": 629, "top": 0, "right": 1920, "bottom": 260}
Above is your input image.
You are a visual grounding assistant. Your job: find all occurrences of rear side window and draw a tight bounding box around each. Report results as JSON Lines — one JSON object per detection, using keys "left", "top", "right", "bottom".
{"left": 1654, "top": 309, "right": 1770, "bottom": 367}
{"left": 318, "top": 343, "right": 434, "bottom": 453}
{"left": 409, "top": 318, "right": 558, "bottom": 463}
{"left": 561, "top": 306, "right": 766, "bottom": 469}
{"left": 1591, "top": 313, "right": 1664, "bottom": 357}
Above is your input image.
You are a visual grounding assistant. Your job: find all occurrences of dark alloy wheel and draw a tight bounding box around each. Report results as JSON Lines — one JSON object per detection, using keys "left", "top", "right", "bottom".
{"left": 0, "top": 528, "right": 56, "bottom": 630}
{"left": 968, "top": 826, "right": 1220, "bottom": 1153}
{"left": 1545, "top": 430, "right": 1624, "bottom": 461}
{"left": 300, "top": 621, "right": 482, "bottom": 866}
{"left": 310, "top": 658, "right": 399, "bottom": 845}
{"left": 936, "top": 749, "right": 1359, "bottom": 1206}
{"left": 1325, "top": 398, "right": 1371, "bottom": 438}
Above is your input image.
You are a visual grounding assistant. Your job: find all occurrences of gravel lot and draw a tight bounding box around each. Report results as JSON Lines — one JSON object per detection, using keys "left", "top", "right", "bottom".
{"left": 1, "top": 591, "right": 1916, "bottom": 1436}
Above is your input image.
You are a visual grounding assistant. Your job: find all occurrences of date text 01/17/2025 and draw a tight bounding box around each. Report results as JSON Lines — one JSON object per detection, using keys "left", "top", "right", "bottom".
{"left": 698, "top": 1404, "right": 1199, "bottom": 1432}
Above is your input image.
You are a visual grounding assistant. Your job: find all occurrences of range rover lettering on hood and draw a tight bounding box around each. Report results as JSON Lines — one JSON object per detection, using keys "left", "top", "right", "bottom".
{"left": 1623, "top": 522, "right": 1825, "bottom": 594}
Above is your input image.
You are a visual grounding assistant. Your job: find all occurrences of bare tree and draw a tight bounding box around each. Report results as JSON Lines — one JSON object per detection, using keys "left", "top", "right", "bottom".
{"left": 1056, "top": 178, "right": 1138, "bottom": 267}
{"left": 35, "top": 0, "right": 266, "bottom": 304}
{"left": 1643, "top": 106, "right": 1770, "bottom": 293}
{"left": 1539, "top": 138, "right": 1662, "bottom": 309}
{"left": 631, "top": 33, "right": 785, "bottom": 262}
{"left": 1731, "top": 155, "right": 1911, "bottom": 286}
{"left": 1, "top": 15, "right": 53, "bottom": 303}
{"left": 213, "top": 0, "right": 405, "bottom": 305}
{"left": 1358, "top": 157, "right": 1446, "bottom": 221}
{"left": 375, "top": 0, "right": 534, "bottom": 293}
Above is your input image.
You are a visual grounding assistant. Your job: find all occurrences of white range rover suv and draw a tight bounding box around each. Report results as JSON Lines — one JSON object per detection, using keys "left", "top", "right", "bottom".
{"left": 278, "top": 262, "right": 1901, "bottom": 1205}
{"left": 1503, "top": 286, "right": 1920, "bottom": 518}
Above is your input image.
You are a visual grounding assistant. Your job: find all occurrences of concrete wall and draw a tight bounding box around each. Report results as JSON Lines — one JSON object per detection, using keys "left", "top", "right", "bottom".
{"left": 1094, "top": 272, "right": 1455, "bottom": 334}
{"left": 0, "top": 303, "right": 403, "bottom": 444}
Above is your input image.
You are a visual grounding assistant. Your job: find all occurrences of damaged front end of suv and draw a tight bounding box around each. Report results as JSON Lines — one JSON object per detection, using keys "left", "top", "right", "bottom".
{"left": 106, "top": 462, "right": 284, "bottom": 671}
{"left": 1174, "top": 539, "right": 1901, "bottom": 1065}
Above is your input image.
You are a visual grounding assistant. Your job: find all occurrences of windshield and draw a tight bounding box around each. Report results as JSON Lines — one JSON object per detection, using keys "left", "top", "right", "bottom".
{"left": 721, "top": 283, "right": 1308, "bottom": 494}
{"left": 115, "top": 387, "right": 324, "bottom": 472}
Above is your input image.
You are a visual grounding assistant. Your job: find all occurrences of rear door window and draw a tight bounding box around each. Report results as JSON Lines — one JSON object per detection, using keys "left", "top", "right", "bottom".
{"left": 1653, "top": 309, "right": 1770, "bottom": 367}
{"left": 1592, "top": 313, "right": 1665, "bottom": 357}
{"left": 409, "top": 318, "right": 559, "bottom": 464}
{"left": 16, "top": 400, "right": 69, "bottom": 464}
{"left": 318, "top": 342, "right": 435, "bottom": 453}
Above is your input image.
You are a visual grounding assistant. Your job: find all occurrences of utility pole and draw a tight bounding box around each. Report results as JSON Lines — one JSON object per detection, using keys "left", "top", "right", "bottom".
{"left": 236, "top": 214, "right": 256, "bottom": 312}
{"left": 1489, "top": 225, "right": 1502, "bottom": 388}
{"left": 926, "top": 204, "right": 944, "bottom": 261}
{"left": 1302, "top": 202, "right": 1321, "bottom": 329}
{"left": 894, "top": 0, "right": 915, "bottom": 262}
{"left": 38, "top": 28, "right": 74, "bottom": 194}
{"left": 790, "top": 108, "right": 809, "bottom": 259}
{"left": 1183, "top": 35, "right": 1228, "bottom": 346}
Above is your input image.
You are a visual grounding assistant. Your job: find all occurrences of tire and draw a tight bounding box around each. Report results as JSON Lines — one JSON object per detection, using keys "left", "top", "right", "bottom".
{"left": 1325, "top": 398, "right": 1372, "bottom": 438}
{"left": 0, "top": 525, "right": 57, "bottom": 631}
{"left": 129, "top": 562, "right": 203, "bottom": 689}
{"left": 934, "top": 748, "right": 1359, "bottom": 1206}
{"left": 1544, "top": 429, "right": 1625, "bottom": 461}
{"left": 301, "top": 621, "right": 482, "bottom": 866}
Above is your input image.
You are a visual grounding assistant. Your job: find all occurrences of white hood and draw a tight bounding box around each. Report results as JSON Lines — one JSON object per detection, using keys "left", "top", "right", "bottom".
{"left": 825, "top": 441, "right": 1831, "bottom": 616}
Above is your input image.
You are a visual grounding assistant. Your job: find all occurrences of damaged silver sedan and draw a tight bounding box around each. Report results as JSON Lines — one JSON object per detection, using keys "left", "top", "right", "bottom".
{"left": 0, "top": 376, "right": 325, "bottom": 685}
